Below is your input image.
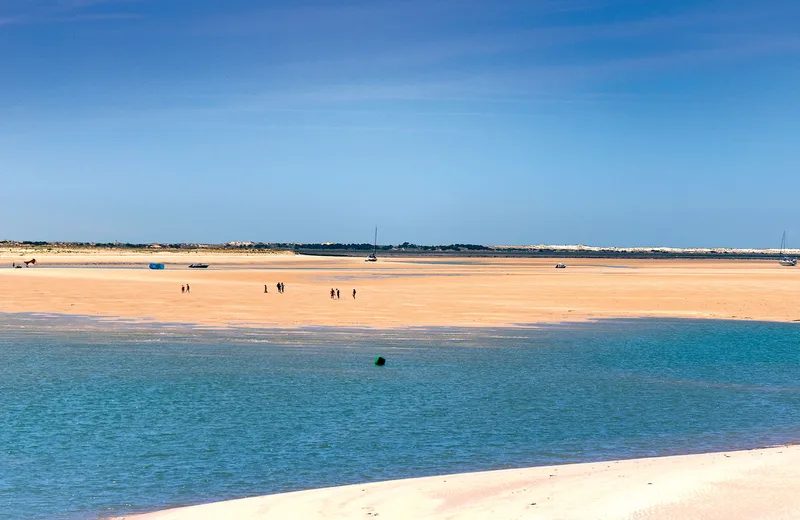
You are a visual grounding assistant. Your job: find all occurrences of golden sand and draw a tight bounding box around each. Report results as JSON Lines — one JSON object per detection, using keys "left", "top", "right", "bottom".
{"left": 1, "top": 251, "right": 798, "bottom": 328}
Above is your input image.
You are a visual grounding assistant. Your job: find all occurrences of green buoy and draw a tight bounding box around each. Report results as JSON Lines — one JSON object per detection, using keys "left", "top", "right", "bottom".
{"left": 374, "top": 356, "right": 386, "bottom": 366}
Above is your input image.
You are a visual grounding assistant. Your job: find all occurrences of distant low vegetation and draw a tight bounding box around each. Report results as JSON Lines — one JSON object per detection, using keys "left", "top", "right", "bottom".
{"left": 0, "top": 240, "right": 491, "bottom": 253}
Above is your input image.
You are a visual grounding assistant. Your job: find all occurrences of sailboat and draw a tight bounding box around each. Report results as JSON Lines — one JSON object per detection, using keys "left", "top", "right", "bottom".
{"left": 366, "top": 227, "right": 378, "bottom": 262}
{"left": 778, "top": 231, "right": 797, "bottom": 267}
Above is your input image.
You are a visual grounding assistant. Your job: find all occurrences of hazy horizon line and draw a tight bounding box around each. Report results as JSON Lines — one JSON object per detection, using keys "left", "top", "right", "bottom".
{"left": 2, "top": 239, "right": 798, "bottom": 253}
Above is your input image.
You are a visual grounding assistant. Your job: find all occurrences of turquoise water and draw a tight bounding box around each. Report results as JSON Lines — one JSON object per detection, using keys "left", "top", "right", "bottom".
{"left": 1, "top": 315, "right": 798, "bottom": 520}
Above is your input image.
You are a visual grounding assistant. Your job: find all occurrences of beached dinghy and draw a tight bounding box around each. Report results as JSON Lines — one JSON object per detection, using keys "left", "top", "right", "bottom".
{"left": 189, "top": 263, "right": 209, "bottom": 268}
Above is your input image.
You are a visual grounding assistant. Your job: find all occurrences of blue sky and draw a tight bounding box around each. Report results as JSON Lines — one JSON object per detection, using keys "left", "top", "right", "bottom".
{"left": 1, "top": 0, "right": 798, "bottom": 247}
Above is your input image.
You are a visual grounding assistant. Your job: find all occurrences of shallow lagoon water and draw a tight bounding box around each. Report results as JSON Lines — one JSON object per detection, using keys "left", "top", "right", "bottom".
{"left": 1, "top": 315, "right": 798, "bottom": 519}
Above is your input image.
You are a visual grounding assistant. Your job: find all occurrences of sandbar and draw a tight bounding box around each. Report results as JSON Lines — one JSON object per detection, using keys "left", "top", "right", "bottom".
{"left": 1, "top": 251, "right": 799, "bottom": 328}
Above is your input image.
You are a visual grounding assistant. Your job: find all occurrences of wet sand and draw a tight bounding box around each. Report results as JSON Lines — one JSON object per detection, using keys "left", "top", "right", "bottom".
{"left": 1, "top": 252, "right": 798, "bottom": 328}
{"left": 119, "top": 445, "right": 800, "bottom": 520}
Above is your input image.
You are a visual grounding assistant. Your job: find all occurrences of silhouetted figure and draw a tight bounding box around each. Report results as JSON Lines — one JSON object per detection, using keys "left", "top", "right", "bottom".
{"left": 330, "top": 288, "right": 335, "bottom": 299}
{"left": 336, "top": 288, "right": 340, "bottom": 299}
{"left": 186, "top": 284, "right": 190, "bottom": 294}
{"left": 11, "top": 262, "right": 14, "bottom": 268}
{"left": 280, "top": 282, "right": 285, "bottom": 293}
{"left": 182, "top": 285, "right": 185, "bottom": 294}
{"left": 264, "top": 284, "right": 268, "bottom": 293}
{"left": 353, "top": 288, "right": 356, "bottom": 299}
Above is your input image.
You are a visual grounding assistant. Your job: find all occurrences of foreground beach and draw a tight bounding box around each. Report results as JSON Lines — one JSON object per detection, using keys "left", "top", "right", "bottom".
{"left": 120, "top": 445, "right": 800, "bottom": 520}
{"left": 1, "top": 250, "right": 799, "bottom": 328}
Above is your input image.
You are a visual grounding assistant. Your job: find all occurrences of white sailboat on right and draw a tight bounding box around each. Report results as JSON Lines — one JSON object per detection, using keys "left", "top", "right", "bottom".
{"left": 778, "top": 231, "right": 797, "bottom": 266}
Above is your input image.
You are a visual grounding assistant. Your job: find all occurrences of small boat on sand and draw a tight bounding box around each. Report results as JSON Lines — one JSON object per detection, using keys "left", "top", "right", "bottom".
{"left": 366, "top": 227, "right": 378, "bottom": 262}
{"left": 149, "top": 263, "right": 165, "bottom": 270}
{"left": 555, "top": 264, "right": 567, "bottom": 269}
{"left": 778, "top": 232, "right": 797, "bottom": 267}
{"left": 189, "top": 263, "right": 209, "bottom": 268}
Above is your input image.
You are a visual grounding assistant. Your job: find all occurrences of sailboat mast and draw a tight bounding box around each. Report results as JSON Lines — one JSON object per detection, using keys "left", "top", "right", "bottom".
{"left": 781, "top": 231, "right": 787, "bottom": 256}
{"left": 373, "top": 227, "right": 378, "bottom": 256}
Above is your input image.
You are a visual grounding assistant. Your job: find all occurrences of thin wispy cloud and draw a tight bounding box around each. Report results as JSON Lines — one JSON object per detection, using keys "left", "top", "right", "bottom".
{"left": 311, "top": 4, "right": 794, "bottom": 98}
{"left": 187, "top": 0, "right": 800, "bottom": 102}
{"left": 4, "top": 1, "right": 799, "bottom": 113}
{"left": 484, "top": 36, "right": 800, "bottom": 91}
{"left": 199, "top": 0, "right": 618, "bottom": 35}
{"left": 0, "top": 0, "right": 143, "bottom": 25}
{"left": 47, "top": 12, "right": 142, "bottom": 23}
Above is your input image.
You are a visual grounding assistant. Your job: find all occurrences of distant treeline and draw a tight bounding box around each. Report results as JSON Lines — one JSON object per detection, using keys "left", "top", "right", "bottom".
{"left": 292, "top": 242, "right": 491, "bottom": 251}
{"left": 0, "top": 240, "right": 492, "bottom": 252}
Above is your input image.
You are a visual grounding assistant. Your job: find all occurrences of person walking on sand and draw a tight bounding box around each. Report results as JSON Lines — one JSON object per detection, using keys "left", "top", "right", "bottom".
{"left": 186, "top": 284, "right": 190, "bottom": 294}
{"left": 264, "top": 284, "right": 268, "bottom": 294}
{"left": 353, "top": 288, "right": 356, "bottom": 299}
{"left": 330, "top": 288, "right": 335, "bottom": 299}
{"left": 181, "top": 285, "right": 185, "bottom": 294}
{"left": 336, "top": 288, "right": 340, "bottom": 299}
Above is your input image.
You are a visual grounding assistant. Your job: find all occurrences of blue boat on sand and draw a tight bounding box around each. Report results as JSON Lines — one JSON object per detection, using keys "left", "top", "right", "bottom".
{"left": 149, "top": 263, "right": 165, "bottom": 270}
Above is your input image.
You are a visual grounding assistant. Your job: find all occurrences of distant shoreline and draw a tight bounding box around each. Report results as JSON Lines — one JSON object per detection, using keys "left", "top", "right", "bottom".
{"left": 1, "top": 241, "right": 797, "bottom": 261}
{"left": 296, "top": 249, "right": 793, "bottom": 260}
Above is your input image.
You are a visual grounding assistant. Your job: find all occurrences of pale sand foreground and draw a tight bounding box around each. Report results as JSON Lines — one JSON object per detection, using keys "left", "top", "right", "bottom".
{"left": 1, "top": 251, "right": 799, "bottom": 327}
{"left": 119, "top": 445, "right": 800, "bottom": 520}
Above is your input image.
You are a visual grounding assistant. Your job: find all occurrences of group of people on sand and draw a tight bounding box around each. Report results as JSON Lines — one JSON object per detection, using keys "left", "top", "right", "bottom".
{"left": 330, "top": 288, "right": 357, "bottom": 299}
{"left": 265, "top": 282, "right": 285, "bottom": 294}
{"left": 178, "top": 281, "right": 358, "bottom": 299}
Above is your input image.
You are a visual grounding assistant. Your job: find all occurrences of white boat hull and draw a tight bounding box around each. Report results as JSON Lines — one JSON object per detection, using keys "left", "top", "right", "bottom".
{"left": 778, "top": 232, "right": 796, "bottom": 266}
